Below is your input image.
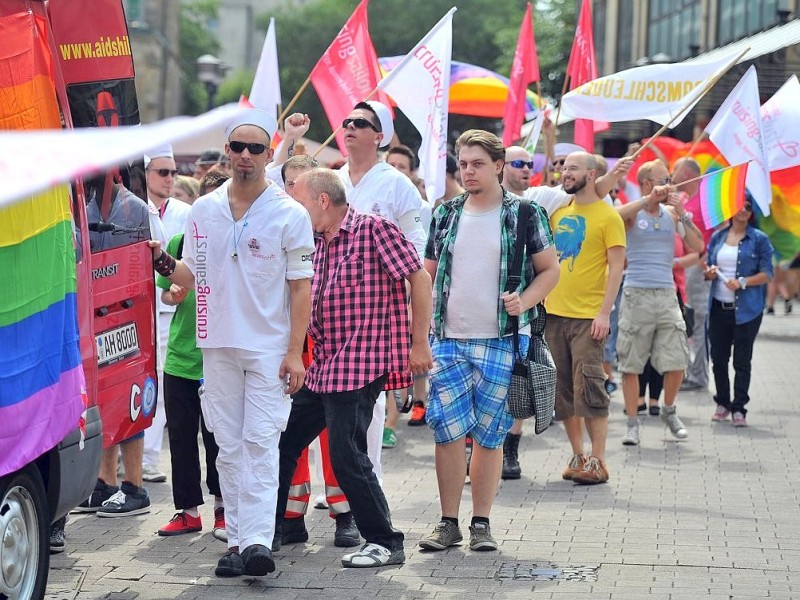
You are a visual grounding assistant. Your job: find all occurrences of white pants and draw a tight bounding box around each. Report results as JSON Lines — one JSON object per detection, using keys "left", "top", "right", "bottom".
{"left": 143, "top": 312, "right": 170, "bottom": 466}
{"left": 366, "top": 391, "right": 386, "bottom": 485}
{"left": 201, "top": 348, "right": 291, "bottom": 550}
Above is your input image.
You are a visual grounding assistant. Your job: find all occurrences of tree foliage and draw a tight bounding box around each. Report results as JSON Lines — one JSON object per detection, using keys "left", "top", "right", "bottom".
{"left": 179, "top": 0, "right": 221, "bottom": 115}
{"left": 255, "top": 0, "right": 578, "bottom": 144}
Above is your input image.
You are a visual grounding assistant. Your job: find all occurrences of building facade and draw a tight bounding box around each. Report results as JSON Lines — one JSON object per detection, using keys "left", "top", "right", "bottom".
{"left": 590, "top": 0, "right": 800, "bottom": 153}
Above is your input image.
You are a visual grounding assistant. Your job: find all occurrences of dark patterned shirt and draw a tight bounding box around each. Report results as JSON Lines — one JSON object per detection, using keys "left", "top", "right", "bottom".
{"left": 305, "top": 207, "right": 421, "bottom": 393}
{"left": 426, "top": 189, "right": 554, "bottom": 339}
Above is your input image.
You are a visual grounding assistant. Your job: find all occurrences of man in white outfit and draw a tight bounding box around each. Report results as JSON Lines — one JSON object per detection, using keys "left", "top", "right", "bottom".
{"left": 150, "top": 109, "right": 314, "bottom": 579}
{"left": 335, "top": 101, "right": 427, "bottom": 484}
{"left": 142, "top": 145, "right": 192, "bottom": 483}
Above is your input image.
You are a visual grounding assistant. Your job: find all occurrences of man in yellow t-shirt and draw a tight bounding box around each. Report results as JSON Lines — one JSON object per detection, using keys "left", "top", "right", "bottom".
{"left": 545, "top": 152, "right": 627, "bottom": 485}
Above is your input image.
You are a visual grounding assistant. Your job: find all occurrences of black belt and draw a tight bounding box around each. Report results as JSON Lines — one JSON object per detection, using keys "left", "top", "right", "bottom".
{"left": 713, "top": 299, "right": 735, "bottom": 310}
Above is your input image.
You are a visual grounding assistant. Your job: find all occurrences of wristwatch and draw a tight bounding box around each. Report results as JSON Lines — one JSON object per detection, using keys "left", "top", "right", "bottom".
{"left": 738, "top": 276, "right": 747, "bottom": 290}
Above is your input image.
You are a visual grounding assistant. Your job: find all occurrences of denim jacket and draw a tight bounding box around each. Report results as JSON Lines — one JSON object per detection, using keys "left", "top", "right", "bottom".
{"left": 706, "top": 224, "right": 774, "bottom": 324}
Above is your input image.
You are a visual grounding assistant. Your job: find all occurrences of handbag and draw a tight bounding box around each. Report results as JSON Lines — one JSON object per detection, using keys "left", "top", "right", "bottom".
{"left": 505, "top": 200, "right": 557, "bottom": 434}
{"left": 676, "top": 289, "right": 695, "bottom": 338}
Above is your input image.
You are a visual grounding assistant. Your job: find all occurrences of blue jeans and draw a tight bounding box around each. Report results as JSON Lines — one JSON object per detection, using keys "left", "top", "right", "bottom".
{"left": 276, "top": 375, "right": 404, "bottom": 551}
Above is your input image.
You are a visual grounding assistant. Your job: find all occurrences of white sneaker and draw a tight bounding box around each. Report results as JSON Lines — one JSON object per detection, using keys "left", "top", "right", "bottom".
{"left": 622, "top": 420, "right": 640, "bottom": 446}
{"left": 661, "top": 406, "right": 688, "bottom": 439}
{"left": 313, "top": 493, "right": 328, "bottom": 509}
{"left": 141, "top": 464, "right": 167, "bottom": 483}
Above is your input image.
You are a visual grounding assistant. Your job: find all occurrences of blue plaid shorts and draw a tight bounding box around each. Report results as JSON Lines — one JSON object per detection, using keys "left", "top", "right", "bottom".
{"left": 427, "top": 335, "right": 529, "bottom": 449}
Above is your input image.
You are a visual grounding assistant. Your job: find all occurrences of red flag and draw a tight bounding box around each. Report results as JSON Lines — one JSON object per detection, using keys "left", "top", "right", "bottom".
{"left": 502, "top": 3, "right": 540, "bottom": 147}
{"left": 309, "top": 0, "right": 388, "bottom": 153}
{"left": 565, "top": 0, "right": 607, "bottom": 150}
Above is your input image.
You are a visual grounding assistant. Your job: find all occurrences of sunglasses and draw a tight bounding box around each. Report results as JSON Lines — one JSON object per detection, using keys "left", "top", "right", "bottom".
{"left": 228, "top": 141, "right": 268, "bottom": 154}
{"left": 650, "top": 176, "right": 673, "bottom": 185}
{"left": 342, "top": 117, "right": 379, "bottom": 132}
{"left": 148, "top": 168, "right": 177, "bottom": 178}
{"left": 508, "top": 160, "right": 534, "bottom": 169}
{"left": 743, "top": 201, "right": 753, "bottom": 212}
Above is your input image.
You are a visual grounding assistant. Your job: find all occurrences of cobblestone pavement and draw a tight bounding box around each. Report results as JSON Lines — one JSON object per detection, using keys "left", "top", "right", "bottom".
{"left": 47, "top": 311, "right": 800, "bottom": 599}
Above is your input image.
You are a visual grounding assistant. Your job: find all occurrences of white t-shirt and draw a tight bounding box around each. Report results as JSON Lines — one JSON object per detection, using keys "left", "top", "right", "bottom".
{"left": 444, "top": 205, "right": 503, "bottom": 338}
{"left": 523, "top": 185, "right": 612, "bottom": 216}
{"left": 713, "top": 243, "right": 738, "bottom": 303}
{"left": 182, "top": 180, "right": 315, "bottom": 353}
{"left": 337, "top": 161, "right": 426, "bottom": 258}
{"left": 151, "top": 197, "right": 191, "bottom": 314}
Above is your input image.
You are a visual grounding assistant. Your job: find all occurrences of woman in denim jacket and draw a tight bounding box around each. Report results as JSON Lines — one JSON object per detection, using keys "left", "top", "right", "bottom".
{"left": 704, "top": 198, "right": 774, "bottom": 426}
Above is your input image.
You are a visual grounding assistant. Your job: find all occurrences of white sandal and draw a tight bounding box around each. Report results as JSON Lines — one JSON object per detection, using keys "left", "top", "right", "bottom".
{"left": 341, "top": 543, "right": 405, "bottom": 568}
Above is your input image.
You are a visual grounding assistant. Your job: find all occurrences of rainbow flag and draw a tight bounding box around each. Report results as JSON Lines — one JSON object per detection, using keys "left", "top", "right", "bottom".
{"left": 699, "top": 162, "right": 749, "bottom": 229}
{"left": 0, "top": 12, "right": 85, "bottom": 476}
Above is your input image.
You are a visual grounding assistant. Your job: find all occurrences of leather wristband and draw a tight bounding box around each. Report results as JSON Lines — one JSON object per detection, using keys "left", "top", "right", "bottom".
{"left": 153, "top": 251, "right": 176, "bottom": 277}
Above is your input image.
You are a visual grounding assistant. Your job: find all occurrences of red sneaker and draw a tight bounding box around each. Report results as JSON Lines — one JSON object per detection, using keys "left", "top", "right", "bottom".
{"left": 213, "top": 507, "right": 227, "bottom": 542}
{"left": 157, "top": 512, "right": 202, "bottom": 536}
{"left": 407, "top": 401, "right": 426, "bottom": 426}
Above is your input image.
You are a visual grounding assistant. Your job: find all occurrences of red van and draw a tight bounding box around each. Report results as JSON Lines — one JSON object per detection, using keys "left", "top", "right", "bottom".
{"left": 0, "top": 2, "right": 156, "bottom": 598}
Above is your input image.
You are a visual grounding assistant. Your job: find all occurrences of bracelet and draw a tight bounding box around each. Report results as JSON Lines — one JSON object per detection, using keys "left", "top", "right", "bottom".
{"left": 153, "top": 251, "right": 177, "bottom": 277}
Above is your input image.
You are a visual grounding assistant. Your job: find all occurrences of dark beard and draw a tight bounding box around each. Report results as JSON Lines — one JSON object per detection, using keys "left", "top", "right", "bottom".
{"left": 563, "top": 176, "right": 587, "bottom": 194}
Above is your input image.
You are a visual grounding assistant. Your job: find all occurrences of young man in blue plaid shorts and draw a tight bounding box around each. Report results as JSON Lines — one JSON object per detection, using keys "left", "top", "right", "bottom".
{"left": 420, "top": 130, "right": 560, "bottom": 552}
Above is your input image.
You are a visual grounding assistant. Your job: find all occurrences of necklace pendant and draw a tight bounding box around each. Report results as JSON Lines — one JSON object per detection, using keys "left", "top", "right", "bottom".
{"left": 232, "top": 251, "right": 238, "bottom": 261}
{"left": 654, "top": 221, "right": 660, "bottom": 230}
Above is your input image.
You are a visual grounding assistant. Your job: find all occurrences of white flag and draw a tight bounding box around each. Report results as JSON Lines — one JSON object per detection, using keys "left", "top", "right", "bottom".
{"left": 0, "top": 104, "right": 250, "bottom": 209}
{"left": 249, "top": 18, "right": 282, "bottom": 119}
{"left": 760, "top": 75, "right": 800, "bottom": 172}
{"left": 560, "top": 48, "right": 741, "bottom": 126}
{"left": 378, "top": 8, "right": 456, "bottom": 202}
{"left": 705, "top": 66, "right": 771, "bottom": 215}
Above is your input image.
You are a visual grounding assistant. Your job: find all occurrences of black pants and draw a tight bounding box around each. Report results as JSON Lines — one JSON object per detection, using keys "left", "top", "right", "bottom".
{"left": 708, "top": 300, "right": 763, "bottom": 415}
{"left": 163, "top": 373, "right": 221, "bottom": 508}
{"left": 276, "top": 374, "right": 404, "bottom": 551}
{"left": 638, "top": 359, "right": 663, "bottom": 400}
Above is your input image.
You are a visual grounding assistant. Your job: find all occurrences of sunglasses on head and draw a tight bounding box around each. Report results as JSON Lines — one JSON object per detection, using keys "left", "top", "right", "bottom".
{"left": 148, "top": 168, "right": 177, "bottom": 178}
{"left": 342, "top": 117, "right": 379, "bottom": 132}
{"left": 508, "top": 159, "right": 534, "bottom": 169}
{"left": 228, "top": 141, "right": 268, "bottom": 154}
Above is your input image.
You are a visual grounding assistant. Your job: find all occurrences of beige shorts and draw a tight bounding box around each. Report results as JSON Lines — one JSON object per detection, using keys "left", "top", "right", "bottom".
{"left": 546, "top": 315, "right": 609, "bottom": 420}
{"left": 617, "top": 287, "right": 689, "bottom": 375}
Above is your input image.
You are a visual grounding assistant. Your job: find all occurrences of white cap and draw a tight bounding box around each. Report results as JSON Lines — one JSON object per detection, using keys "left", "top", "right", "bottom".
{"left": 144, "top": 144, "right": 174, "bottom": 167}
{"left": 225, "top": 108, "right": 278, "bottom": 140}
{"left": 364, "top": 101, "right": 394, "bottom": 148}
{"left": 553, "top": 142, "right": 586, "bottom": 158}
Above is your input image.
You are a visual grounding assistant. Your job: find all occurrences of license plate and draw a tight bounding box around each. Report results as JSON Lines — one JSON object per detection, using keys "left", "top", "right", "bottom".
{"left": 96, "top": 322, "right": 139, "bottom": 367}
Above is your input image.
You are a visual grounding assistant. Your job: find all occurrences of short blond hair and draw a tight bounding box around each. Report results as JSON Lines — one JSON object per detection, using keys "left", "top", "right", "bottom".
{"left": 637, "top": 159, "right": 668, "bottom": 186}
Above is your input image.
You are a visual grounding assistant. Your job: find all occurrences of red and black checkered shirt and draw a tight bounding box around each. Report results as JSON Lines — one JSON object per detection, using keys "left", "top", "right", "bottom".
{"left": 305, "top": 207, "right": 421, "bottom": 394}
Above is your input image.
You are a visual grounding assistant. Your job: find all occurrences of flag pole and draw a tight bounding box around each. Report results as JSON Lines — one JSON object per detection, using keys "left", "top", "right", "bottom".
{"left": 674, "top": 160, "right": 751, "bottom": 188}
{"left": 519, "top": 82, "right": 545, "bottom": 149}
{"left": 278, "top": 75, "right": 312, "bottom": 123}
{"left": 630, "top": 46, "right": 749, "bottom": 161}
{"left": 553, "top": 73, "right": 570, "bottom": 127}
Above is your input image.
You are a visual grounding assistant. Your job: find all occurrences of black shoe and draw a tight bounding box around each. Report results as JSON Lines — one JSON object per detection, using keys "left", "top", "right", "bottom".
{"left": 241, "top": 543, "right": 275, "bottom": 576}
{"left": 281, "top": 516, "right": 309, "bottom": 545}
{"left": 215, "top": 550, "right": 244, "bottom": 577}
{"left": 501, "top": 433, "right": 521, "bottom": 480}
{"left": 96, "top": 481, "right": 150, "bottom": 517}
{"left": 72, "top": 479, "right": 119, "bottom": 513}
{"left": 334, "top": 512, "right": 361, "bottom": 548}
{"left": 49, "top": 516, "right": 67, "bottom": 553}
{"left": 621, "top": 403, "right": 647, "bottom": 415}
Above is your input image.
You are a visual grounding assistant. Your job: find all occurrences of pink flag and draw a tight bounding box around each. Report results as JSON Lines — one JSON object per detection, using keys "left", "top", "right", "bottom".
{"left": 565, "top": 0, "right": 607, "bottom": 150}
{"left": 309, "top": 0, "right": 388, "bottom": 153}
{"left": 502, "top": 3, "right": 539, "bottom": 147}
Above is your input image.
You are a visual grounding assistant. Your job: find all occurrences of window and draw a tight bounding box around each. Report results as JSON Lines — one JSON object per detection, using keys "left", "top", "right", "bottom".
{"left": 647, "top": 0, "right": 701, "bottom": 60}
{"left": 717, "top": 0, "right": 779, "bottom": 45}
{"left": 593, "top": 1, "right": 607, "bottom": 74}
{"left": 617, "top": 0, "right": 634, "bottom": 67}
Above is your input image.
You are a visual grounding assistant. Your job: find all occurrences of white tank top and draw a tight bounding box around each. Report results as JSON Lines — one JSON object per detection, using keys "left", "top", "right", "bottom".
{"left": 714, "top": 243, "right": 738, "bottom": 303}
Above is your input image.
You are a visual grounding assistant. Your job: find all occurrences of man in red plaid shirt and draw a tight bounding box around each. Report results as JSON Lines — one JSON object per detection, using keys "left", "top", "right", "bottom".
{"left": 275, "top": 168, "right": 433, "bottom": 568}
